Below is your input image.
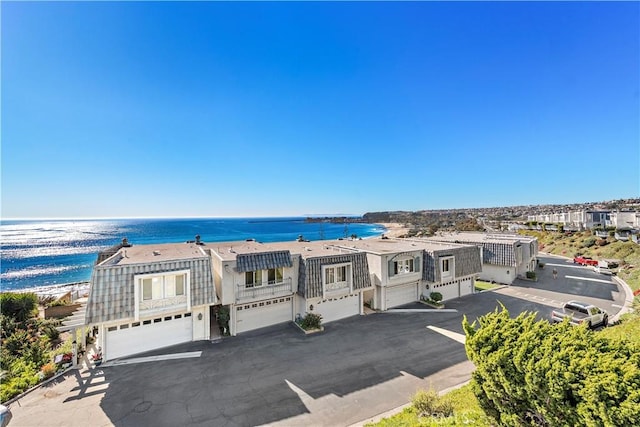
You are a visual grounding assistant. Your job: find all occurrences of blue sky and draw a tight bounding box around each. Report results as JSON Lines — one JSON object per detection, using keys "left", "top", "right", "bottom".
{"left": 2, "top": 1, "right": 639, "bottom": 219}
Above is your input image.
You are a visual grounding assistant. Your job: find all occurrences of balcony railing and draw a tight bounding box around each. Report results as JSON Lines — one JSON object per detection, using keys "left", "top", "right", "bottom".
{"left": 139, "top": 295, "right": 188, "bottom": 314}
{"left": 236, "top": 278, "right": 293, "bottom": 302}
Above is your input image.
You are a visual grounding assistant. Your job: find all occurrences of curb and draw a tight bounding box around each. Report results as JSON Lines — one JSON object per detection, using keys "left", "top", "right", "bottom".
{"left": 611, "top": 275, "right": 635, "bottom": 324}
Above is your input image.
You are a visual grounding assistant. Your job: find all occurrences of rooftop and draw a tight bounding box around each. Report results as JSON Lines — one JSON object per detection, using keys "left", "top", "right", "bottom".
{"left": 100, "top": 242, "right": 210, "bottom": 266}
{"left": 327, "top": 237, "right": 467, "bottom": 255}
{"left": 424, "top": 232, "right": 536, "bottom": 245}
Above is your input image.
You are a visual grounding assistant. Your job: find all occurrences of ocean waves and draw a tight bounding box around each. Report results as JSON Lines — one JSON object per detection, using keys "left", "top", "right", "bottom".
{"left": 1, "top": 217, "right": 383, "bottom": 291}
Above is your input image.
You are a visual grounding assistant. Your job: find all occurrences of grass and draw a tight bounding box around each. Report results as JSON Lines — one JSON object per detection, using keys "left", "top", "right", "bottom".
{"left": 474, "top": 280, "right": 500, "bottom": 292}
{"left": 366, "top": 384, "right": 494, "bottom": 427}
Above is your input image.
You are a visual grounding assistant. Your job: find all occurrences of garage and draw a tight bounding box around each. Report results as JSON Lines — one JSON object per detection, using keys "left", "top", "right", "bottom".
{"left": 105, "top": 312, "right": 193, "bottom": 360}
{"left": 315, "top": 294, "right": 360, "bottom": 323}
{"left": 236, "top": 297, "right": 293, "bottom": 334}
{"left": 432, "top": 281, "right": 459, "bottom": 301}
{"left": 460, "top": 278, "right": 474, "bottom": 297}
{"left": 386, "top": 282, "right": 418, "bottom": 309}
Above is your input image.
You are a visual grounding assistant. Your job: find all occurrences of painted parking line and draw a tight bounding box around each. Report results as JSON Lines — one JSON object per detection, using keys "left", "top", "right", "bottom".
{"left": 101, "top": 351, "right": 202, "bottom": 367}
{"left": 544, "top": 263, "right": 590, "bottom": 270}
{"left": 388, "top": 309, "right": 458, "bottom": 313}
{"left": 426, "top": 325, "right": 466, "bottom": 344}
{"left": 565, "top": 275, "right": 612, "bottom": 284}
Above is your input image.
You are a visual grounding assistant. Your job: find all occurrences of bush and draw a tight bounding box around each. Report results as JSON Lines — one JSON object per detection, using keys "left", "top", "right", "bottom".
{"left": 0, "top": 358, "right": 40, "bottom": 402}
{"left": 300, "top": 312, "right": 322, "bottom": 330}
{"left": 40, "top": 362, "right": 57, "bottom": 379}
{"left": 583, "top": 237, "right": 597, "bottom": 248}
{"left": 0, "top": 292, "right": 38, "bottom": 322}
{"left": 596, "top": 239, "right": 608, "bottom": 246}
{"left": 412, "top": 389, "right": 453, "bottom": 418}
{"left": 463, "top": 307, "right": 640, "bottom": 426}
{"left": 430, "top": 292, "right": 443, "bottom": 303}
{"left": 525, "top": 271, "right": 536, "bottom": 280}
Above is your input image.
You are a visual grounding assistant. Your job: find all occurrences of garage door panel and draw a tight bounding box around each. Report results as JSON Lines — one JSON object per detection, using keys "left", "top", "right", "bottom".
{"left": 316, "top": 294, "right": 359, "bottom": 323}
{"left": 236, "top": 298, "right": 292, "bottom": 334}
{"left": 386, "top": 283, "right": 417, "bottom": 308}
{"left": 460, "top": 278, "right": 473, "bottom": 297}
{"left": 106, "top": 315, "right": 192, "bottom": 360}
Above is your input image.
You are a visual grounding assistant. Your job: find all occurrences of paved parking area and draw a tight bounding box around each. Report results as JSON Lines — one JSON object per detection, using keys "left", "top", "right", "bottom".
{"left": 8, "top": 255, "right": 628, "bottom": 427}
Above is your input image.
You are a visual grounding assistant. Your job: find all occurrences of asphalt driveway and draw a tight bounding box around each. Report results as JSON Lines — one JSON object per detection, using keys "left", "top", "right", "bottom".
{"left": 8, "top": 256, "right": 629, "bottom": 427}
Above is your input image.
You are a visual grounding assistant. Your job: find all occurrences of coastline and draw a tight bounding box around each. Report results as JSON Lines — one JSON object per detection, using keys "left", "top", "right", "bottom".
{"left": 377, "top": 222, "right": 410, "bottom": 238}
{"left": 3, "top": 221, "right": 402, "bottom": 295}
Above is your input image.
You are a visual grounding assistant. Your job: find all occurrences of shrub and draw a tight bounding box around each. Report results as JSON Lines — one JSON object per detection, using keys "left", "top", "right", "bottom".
{"left": 300, "top": 312, "right": 322, "bottom": 330}
{"left": 582, "top": 237, "right": 597, "bottom": 248}
{"left": 526, "top": 271, "right": 536, "bottom": 280}
{"left": 40, "top": 362, "right": 57, "bottom": 379}
{"left": 596, "top": 239, "right": 608, "bottom": 246}
{"left": 430, "top": 292, "right": 443, "bottom": 303}
{"left": 0, "top": 292, "right": 38, "bottom": 322}
{"left": 463, "top": 307, "right": 640, "bottom": 426}
{"left": 412, "top": 389, "right": 453, "bottom": 418}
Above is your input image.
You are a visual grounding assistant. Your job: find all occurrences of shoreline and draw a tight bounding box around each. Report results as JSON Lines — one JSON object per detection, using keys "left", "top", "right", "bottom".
{"left": 3, "top": 223, "right": 402, "bottom": 295}
{"left": 2, "top": 281, "right": 90, "bottom": 297}
{"left": 376, "top": 222, "right": 410, "bottom": 238}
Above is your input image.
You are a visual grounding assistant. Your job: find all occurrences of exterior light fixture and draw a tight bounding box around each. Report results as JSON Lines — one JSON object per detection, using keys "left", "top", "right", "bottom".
{"left": 198, "top": 313, "right": 203, "bottom": 320}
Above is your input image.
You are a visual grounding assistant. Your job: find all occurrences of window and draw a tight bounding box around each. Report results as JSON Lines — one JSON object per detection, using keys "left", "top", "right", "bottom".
{"left": 140, "top": 273, "right": 187, "bottom": 301}
{"left": 267, "top": 267, "right": 283, "bottom": 285}
{"left": 247, "top": 268, "right": 284, "bottom": 287}
{"left": 245, "top": 270, "right": 262, "bottom": 287}
{"left": 441, "top": 256, "right": 454, "bottom": 280}
{"left": 394, "top": 259, "right": 414, "bottom": 274}
{"left": 324, "top": 263, "right": 351, "bottom": 293}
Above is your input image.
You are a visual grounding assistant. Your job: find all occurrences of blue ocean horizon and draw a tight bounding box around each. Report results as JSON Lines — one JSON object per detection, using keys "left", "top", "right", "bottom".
{"left": 0, "top": 217, "right": 386, "bottom": 292}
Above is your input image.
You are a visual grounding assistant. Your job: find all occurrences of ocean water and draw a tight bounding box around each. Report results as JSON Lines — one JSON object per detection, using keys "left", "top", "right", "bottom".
{"left": 0, "top": 218, "right": 385, "bottom": 292}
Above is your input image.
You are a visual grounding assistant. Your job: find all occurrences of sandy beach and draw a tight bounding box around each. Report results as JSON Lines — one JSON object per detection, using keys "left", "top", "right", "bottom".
{"left": 377, "top": 222, "right": 410, "bottom": 238}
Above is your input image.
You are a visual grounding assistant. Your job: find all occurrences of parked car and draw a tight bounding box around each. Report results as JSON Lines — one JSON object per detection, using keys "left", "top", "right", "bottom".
{"left": 573, "top": 256, "right": 598, "bottom": 266}
{"left": 551, "top": 301, "right": 608, "bottom": 328}
{"left": 0, "top": 404, "right": 11, "bottom": 427}
{"left": 593, "top": 265, "right": 613, "bottom": 275}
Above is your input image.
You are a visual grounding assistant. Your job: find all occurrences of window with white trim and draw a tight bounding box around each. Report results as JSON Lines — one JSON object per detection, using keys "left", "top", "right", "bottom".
{"left": 441, "top": 256, "right": 454, "bottom": 280}
{"left": 323, "top": 263, "right": 351, "bottom": 293}
{"left": 141, "top": 273, "right": 186, "bottom": 301}
{"left": 394, "top": 258, "right": 414, "bottom": 274}
{"left": 245, "top": 267, "right": 284, "bottom": 287}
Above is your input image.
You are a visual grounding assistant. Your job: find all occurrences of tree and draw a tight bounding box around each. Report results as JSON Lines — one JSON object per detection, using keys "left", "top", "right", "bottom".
{"left": 463, "top": 307, "right": 640, "bottom": 426}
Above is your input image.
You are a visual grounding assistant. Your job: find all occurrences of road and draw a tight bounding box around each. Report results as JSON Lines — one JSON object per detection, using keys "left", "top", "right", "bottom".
{"left": 7, "top": 254, "right": 627, "bottom": 427}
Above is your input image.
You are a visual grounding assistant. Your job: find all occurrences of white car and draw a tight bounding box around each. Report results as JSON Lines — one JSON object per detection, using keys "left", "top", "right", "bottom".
{"left": 593, "top": 265, "right": 613, "bottom": 275}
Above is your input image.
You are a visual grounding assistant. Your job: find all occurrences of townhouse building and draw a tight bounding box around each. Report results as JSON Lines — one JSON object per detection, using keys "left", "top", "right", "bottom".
{"left": 328, "top": 238, "right": 482, "bottom": 309}
{"left": 85, "top": 239, "right": 217, "bottom": 361}
{"left": 418, "top": 232, "right": 538, "bottom": 285}
{"left": 85, "top": 236, "right": 483, "bottom": 361}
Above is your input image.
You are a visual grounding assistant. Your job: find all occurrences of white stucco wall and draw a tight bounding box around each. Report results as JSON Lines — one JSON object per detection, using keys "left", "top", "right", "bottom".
{"left": 479, "top": 264, "right": 515, "bottom": 285}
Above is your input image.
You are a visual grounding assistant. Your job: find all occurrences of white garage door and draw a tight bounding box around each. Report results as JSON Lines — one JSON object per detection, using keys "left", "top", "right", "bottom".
{"left": 106, "top": 313, "right": 192, "bottom": 360}
{"left": 386, "top": 283, "right": 418, "bottom": 309}
{"left": 316, "top": 294, "right": 360, "bottom": 323}
{"left": 435, "top": 282, "right": 459, "bottom": 301}
{"left": 236, "top": 297, "right": 292, "bottom": 334}
{"left": 460, "top": 278, "right": 473, "bottom": 297}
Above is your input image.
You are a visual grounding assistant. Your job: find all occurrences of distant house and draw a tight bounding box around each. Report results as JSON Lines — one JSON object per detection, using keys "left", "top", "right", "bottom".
{"left": 419, "top": 232, "right": 538, "bottom": 285}
{"left": 85, "top": 240, "right": 218, "bottom": 361}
